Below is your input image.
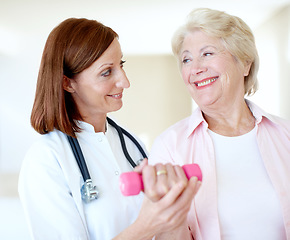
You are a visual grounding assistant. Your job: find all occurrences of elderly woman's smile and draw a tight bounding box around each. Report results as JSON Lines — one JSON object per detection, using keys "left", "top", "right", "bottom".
{"left": 193, "top": 76, "right": 218, "bottom": 88}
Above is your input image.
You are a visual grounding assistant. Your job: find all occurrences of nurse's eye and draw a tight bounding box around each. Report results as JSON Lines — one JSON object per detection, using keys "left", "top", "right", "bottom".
{"left": 101, "top": 69, "right": 111, "bottom": 77}
{"left": 120, "top": 60, "right": 126, "bottom": 68}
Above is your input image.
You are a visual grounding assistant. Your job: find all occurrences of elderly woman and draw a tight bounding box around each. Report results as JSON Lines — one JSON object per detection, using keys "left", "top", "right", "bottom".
{"left": 149, "top": 8, "right": 290, "bottom": 240}
{"left": 18, "top": 18, "right": 200, "bottom": 240}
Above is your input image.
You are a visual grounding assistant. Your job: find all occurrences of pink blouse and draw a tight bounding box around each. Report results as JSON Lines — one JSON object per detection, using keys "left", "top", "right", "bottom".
{"left": 149, "top": 100, "right": 290, "bottom": 240}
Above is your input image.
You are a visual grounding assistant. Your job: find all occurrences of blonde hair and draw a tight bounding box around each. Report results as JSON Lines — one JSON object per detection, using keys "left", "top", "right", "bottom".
{"left": 172, "top": 8, "right": 259, "bottom": 96}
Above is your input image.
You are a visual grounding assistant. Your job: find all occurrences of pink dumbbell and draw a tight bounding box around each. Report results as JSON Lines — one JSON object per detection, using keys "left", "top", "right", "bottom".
{"left": 119, "top": 163, "right": 202, "bottom": 196}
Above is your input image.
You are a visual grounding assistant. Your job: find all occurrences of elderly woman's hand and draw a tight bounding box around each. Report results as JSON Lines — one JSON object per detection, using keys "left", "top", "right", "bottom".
{"left": 130, "top": 160, "right": 200, "bottom": 239}
{"left": 142, "top": 163, "right": 191, "bottom": 202}
{"left": 134, "top": 159, "right": 197, "bottom": 202}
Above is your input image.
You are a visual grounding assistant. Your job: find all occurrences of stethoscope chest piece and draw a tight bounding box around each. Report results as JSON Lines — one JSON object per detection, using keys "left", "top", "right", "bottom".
{"left": 81, "top": 179, "right": 99, "bottom": 203}
{"left": 67, "top": 117, "right": 147, "bottom": 203}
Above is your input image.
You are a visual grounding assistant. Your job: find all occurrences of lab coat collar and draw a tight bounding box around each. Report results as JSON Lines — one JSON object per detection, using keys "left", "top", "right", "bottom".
{"left": 76, "top": 120, "right": 109, "bottom": 135}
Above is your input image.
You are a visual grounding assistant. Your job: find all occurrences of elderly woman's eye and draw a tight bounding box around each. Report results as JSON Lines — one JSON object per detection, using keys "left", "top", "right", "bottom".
{"left": 182, "top": 58, "right": 190, "bottom": 64}
{"left": 203, "top": 52, "right": 213, "bottom": 56}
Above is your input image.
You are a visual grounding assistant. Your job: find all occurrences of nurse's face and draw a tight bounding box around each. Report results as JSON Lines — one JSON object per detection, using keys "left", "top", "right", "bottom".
{"left": 180, "top": 30, "right": 250, "bottom": 110}
{"left": 67, "top": 38, "right": 130, "bottom": 119}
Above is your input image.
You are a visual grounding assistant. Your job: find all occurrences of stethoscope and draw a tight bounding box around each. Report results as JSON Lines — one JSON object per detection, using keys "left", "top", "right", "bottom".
{"left": 67, "top": 117, "right": 148, "bottom": 203}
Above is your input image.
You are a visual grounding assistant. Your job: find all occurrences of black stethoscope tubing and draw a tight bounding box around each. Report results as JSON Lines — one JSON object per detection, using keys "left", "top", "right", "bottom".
{"left": 107, "top": 117, "right": 147, "bottom": 168}
{"left": 67, "top": 117, "right": 148, "bottom": 185}
{"left": 67, "top": 134, "right": 91, "bottom": 181}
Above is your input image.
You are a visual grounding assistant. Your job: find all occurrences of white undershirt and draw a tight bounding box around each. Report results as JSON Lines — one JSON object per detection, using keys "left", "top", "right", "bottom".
{"left": 208, "top": 126, "right": 286, "bottom": 240}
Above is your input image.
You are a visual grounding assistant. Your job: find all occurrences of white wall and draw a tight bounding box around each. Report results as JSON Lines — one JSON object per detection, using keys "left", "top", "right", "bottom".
{"left": 110, "top": 55, "right": 192, "bottom": 150}
{"left": 248, "top": 5, "right": 290, "bottom": 120}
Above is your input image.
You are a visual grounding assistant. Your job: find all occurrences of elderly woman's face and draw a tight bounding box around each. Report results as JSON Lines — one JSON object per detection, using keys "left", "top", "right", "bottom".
{"left": 180, "top": 30, "right": 250, "bottom": 109}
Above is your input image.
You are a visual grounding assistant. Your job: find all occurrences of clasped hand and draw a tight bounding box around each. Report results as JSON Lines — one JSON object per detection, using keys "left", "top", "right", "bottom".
{"left": 134, "top": 159, "right": 201, "bottom": 238}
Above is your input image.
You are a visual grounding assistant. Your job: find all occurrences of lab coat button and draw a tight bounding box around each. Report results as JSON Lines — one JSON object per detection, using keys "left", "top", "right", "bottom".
{"left": 98, "top": 138, "right": 103, "bottom": 142}
{"left": 115, "top": 171, "right": 119, "bottom": 175}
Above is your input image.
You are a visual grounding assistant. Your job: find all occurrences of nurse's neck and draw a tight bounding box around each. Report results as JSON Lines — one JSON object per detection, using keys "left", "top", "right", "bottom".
{"left": 83, "top": 115, "right": 107, "bottom": 134}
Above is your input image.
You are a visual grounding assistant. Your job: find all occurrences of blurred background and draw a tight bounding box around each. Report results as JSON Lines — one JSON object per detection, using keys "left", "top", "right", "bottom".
{"left": 0, "top": 0, "right": 290, "bottom": 238}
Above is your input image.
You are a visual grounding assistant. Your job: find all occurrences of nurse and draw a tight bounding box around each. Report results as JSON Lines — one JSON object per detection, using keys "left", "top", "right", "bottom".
{"left": 18, "top": 18, "right": 200, "bottom": 239}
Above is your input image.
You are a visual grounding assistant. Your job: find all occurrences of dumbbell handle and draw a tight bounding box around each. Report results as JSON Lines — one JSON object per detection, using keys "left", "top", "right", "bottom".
{"left": 119, "top": 163, "right": 202, "bottom": 196}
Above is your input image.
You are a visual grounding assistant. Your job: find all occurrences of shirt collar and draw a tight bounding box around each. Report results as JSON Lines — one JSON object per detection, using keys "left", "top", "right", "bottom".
{"left": 245, "top": 99, "right": 279, "bottom": 125}
{"left": 186, "top": 106, "right": 208, "bottom": 138}
{"left": 186, "top": 99, "right": 276, "bottom": 138}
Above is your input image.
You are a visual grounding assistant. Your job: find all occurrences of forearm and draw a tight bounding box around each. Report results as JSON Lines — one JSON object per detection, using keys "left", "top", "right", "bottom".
{"left": 112, "top": 220, "right": 154, "bottom": 240}
{"left": 155, "top": 224, "right": 192, "bottom": 240}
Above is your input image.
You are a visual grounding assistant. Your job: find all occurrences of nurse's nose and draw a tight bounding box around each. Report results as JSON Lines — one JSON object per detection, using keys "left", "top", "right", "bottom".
{"left": 116, "top": 70, "right": 130, "bottom": 89}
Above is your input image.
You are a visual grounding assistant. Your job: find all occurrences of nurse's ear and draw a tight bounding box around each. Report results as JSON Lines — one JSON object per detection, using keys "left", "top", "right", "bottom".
{"left": 63, "top": 75, "right": 75, "bottom": 93}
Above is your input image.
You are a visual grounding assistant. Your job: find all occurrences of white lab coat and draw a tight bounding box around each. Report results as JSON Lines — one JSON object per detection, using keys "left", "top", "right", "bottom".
{"left": 19, "top": 120, "right": 146, "bottom": 240}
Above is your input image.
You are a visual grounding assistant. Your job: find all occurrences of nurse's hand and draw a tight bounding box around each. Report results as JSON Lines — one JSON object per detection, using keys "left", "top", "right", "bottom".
{"left": 114, "top": 159, "right": 200, "bottom": 239}
{"left": 136, "top": 169, "right": 200, "bottom": 238}
{"left": 133, "top": 158, "right": 149, "bottom": 173}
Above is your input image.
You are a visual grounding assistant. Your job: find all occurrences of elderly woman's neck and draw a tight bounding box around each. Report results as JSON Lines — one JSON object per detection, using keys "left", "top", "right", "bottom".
{"left": 202, "top": 100, "right": 256, "bottom": 137}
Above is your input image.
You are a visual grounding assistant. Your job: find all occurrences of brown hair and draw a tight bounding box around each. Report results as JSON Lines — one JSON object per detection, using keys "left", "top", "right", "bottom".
{"left": 31, "top": 18, "right": 118, "bottom": 137}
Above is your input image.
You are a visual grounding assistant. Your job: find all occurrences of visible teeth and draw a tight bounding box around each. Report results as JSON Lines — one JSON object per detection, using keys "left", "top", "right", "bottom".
{"left": 196, "top": 77, "right": 217, "bottom": 87}
{"left": 110, "top": 93, "right": 121, "bottom": 97}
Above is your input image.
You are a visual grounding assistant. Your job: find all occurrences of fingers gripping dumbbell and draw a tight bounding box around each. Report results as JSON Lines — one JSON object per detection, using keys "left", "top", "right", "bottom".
{"left": 119, "top": 164, "right": 202, "bottom": 196}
